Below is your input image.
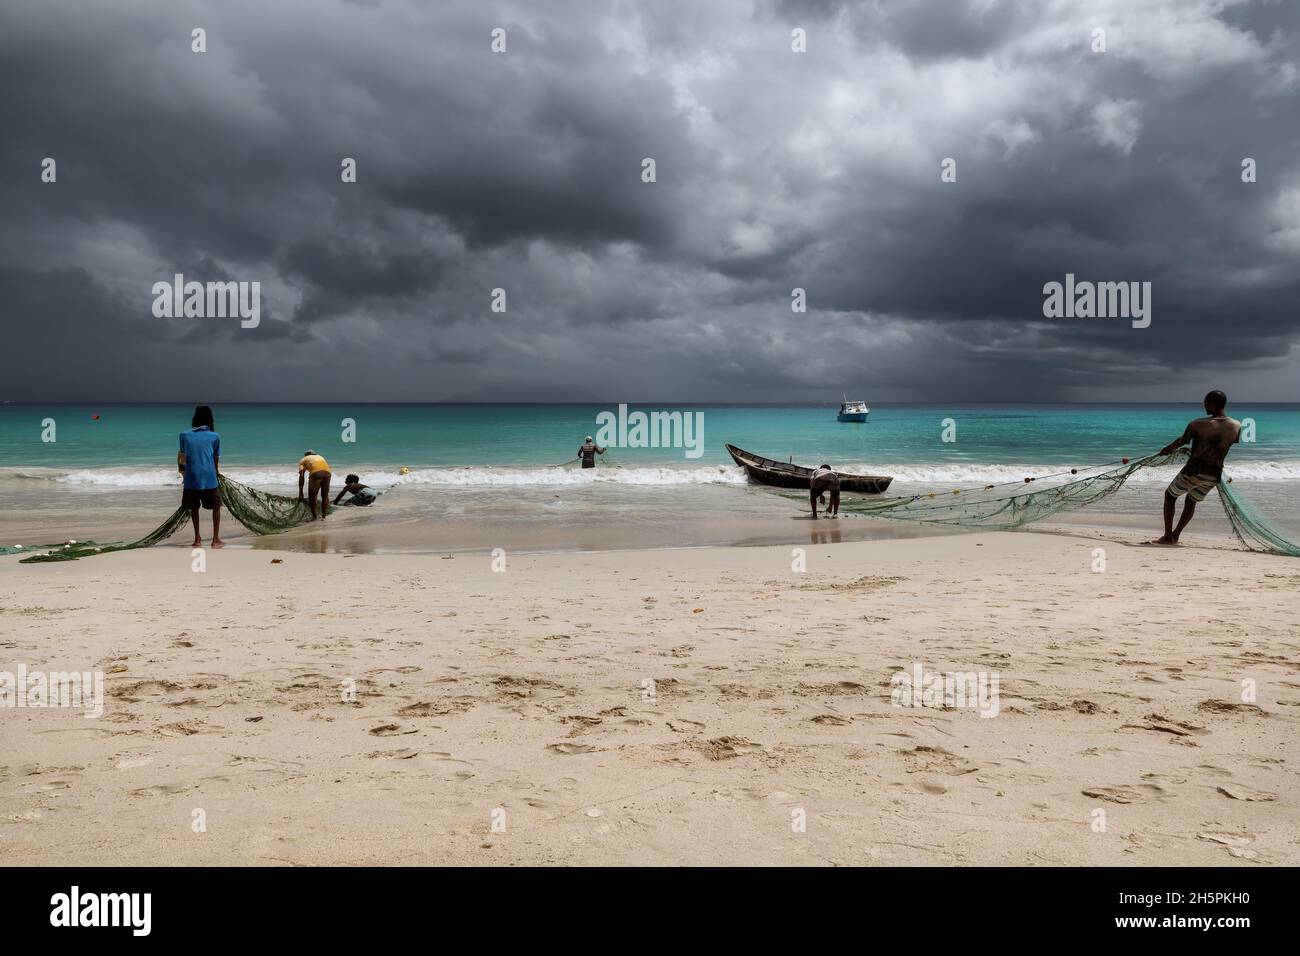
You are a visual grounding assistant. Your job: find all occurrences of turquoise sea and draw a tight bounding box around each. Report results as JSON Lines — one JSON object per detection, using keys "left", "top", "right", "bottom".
{"left": 2, "top": 403, "right": 1297, "bottom": 551}
{"left": 2, "top": 403, "right": 1298, "bottom": 478}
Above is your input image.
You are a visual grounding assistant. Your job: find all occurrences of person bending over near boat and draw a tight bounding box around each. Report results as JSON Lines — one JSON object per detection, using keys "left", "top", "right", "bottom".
{"left": 178, "top": 405, "right": 223, "bottom": 548}
{"left": 298, "top": 450, "right": 333, "bottom": 520}
{"left": 578, "top": 435, "right": 605, "bottom": 469}
{"left": 1152, "top": 390, "right": 1241, "bottom": 545}
{"left": 810, "top": 464, "right": 840, "bottom": 519}
{"left": 333, "top": 474, "right": 377, "bottom": 507}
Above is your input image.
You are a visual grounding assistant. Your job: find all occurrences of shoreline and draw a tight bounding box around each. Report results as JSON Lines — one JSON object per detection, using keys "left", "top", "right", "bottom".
{"left": 0, "top": 508, "right": 1252, "bottom": 560}
{"left": 4, "top": 471, "right": 1284, "bottom": 559}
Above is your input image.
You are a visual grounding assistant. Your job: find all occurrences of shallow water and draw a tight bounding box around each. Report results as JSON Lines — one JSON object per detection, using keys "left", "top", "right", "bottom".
{"left": 2, "top": 403, "right": 1296, "bottom": 554}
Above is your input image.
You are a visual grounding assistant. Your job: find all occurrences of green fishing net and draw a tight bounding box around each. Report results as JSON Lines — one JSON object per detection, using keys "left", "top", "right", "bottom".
{"left": 5, "top": 455, "right": 1297, "bottom": 563}
{"left": 1218, "top": 476, "right": 1300, "bottom": 557}
{"left": 8, "top": 475, "right": 317, "bottom": 563}
{"left": 793, "top": 450, "right": 1300, "bottom": 557}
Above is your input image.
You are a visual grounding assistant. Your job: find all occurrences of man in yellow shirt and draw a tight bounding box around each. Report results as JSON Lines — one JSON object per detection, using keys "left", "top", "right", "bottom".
{"left": 297, "top": 450, "right": 332, "bottom": 520}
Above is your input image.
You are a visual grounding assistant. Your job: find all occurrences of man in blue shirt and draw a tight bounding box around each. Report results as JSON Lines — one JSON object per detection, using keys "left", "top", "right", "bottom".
{"left": 177, "top": 405, "right": 223, "bottom": 548}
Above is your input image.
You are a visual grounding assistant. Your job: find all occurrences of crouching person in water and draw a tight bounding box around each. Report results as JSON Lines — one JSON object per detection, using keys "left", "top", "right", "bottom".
{"left": 333, "top": 474, "right": 378, "bottom": 507}
{"left": 810, "top": 464, "right": 840, "bottom": 519}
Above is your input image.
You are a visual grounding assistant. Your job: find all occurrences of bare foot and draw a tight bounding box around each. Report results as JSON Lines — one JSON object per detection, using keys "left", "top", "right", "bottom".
{"left": 1148, "top": 534, "right": 1179, "bottom": 546}
{"left": 190, "top": 539, "right": 202, "bottom": 548}
{"left": 211, "top": 538, "right": 224, "bottom": 549}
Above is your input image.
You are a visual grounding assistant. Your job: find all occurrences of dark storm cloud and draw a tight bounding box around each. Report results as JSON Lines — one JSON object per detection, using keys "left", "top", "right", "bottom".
{"left": 0, "top": 0, "right": 1298, "bottom": 402}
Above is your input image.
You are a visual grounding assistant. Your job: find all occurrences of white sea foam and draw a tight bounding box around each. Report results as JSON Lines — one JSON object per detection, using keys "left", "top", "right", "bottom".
{"left": 13, "top": 465, "right": 749, "bottom": 489}
{"left": 391, "top": 466, "right": 748, "bottom": 487}
{"left": 4, "top": 460, "right": 1299, "bottom": 490}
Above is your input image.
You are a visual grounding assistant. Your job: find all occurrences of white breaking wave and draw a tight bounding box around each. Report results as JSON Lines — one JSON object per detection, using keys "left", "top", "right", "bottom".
{"left": 16, "top": 465, "right": 749, "bottom": 489}
{"left": 392, "top": 466, "right": 748, "bottom": 487}
{"left": 3, "top": 459, "right": 1299, "bottom": 489}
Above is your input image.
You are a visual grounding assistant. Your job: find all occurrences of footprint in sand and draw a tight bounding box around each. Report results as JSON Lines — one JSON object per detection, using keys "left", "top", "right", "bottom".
{"left": 129, "top": 781, "right": 196, "bottom": 797}
{"left": 109, "top": 679, "right": 183, "bottom": 702}
{"left": 1196, "top": 764, "right": 1234, "bottom": 778}
{"left": 1081, "top": 783, "right": 1171, "bottom": 804}
{"left": 796, "top": 681, "right": 869, "bottom": 697}
{"left": 398, "top": 702, "right": 440, "bottom": 716}
{"left": 1216, "top": 784, "right": 1277, "bottom": 802}
{"left": 1119, "top": 715, "right": 1207, "bottom": 741}
{"left": 1197, "top": 700, "right": 1267, "bottom": 716}
{"left": 688, "top": 736, "right": 762, "bottom": 761}
{"left": 368, "top": 723, "right": 416, "bottom": 737}
{"left": 913, "top": 779, "right": 948, "bottom": 795}
{"left": 158, "top": 720, "right": 205, "bottom": 737}
{"left": 546, "top": 743, "right": 599, "bottom": 755}
{"left": 114, "top": 757, "right": 154, "bottom": 771}
{"left": 366, "top": 748, "right": 420, "bottom": 760}
{"left": 901, "top": 746, "right": 976, "bottom": 776}
{"left": 810, "top": 714, "right": 850, "bottom": 726}
{"left": 666, "top": 719, "right": 705, "bottom": 733}
{"left": 560, "top": 715, "right": 604, "bottom": 735}
{"left": 1198, "top": 831, "right": 1264, "bottom": 861}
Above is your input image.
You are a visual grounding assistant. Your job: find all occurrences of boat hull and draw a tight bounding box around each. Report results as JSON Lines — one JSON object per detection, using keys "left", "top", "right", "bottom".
{"left": 725, "top": 443, "right": 892, "bottom": 494}
{"left": 836, "top": 412, "right": 868, "bottom": 423}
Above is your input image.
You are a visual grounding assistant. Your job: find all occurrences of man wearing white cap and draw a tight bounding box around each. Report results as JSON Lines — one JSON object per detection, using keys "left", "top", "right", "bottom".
{"left": 577, "top": 435, "right": 606, "bottom": 469}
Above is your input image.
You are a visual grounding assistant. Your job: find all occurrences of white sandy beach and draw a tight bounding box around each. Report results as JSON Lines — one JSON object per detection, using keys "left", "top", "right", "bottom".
{"left": 1, "top": 529, "right": 1297, "bottom": 866}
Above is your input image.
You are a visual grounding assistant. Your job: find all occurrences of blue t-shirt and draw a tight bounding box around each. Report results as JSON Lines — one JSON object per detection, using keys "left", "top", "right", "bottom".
{"left": 179, "top": 427, "right": 221, "bottom": 490}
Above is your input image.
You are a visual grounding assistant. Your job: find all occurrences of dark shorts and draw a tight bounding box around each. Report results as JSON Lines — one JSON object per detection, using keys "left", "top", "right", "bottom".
{"left": 308, "top": 470, "right": 331, "bottom": 496}
{"left": 811, "top": 474, "right": 840, "bottom": 495}
{"left": 182, "top": 487, "right": 221, "bottom": 510}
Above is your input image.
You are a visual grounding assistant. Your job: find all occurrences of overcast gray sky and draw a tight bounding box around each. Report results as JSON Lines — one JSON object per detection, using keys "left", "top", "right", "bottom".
{"left": 2, "top": 0, "right": 1298, "bottom": 402}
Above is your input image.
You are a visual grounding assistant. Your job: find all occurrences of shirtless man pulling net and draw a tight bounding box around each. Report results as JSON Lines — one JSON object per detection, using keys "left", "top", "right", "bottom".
{"left": 1153, "top": 390, "right": 1241, "bottom": 545}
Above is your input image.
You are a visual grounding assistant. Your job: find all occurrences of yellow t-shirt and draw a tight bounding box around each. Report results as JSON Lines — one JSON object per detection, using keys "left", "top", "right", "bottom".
{"left": 299, "top": 454, "right": 331, "bottom": 474}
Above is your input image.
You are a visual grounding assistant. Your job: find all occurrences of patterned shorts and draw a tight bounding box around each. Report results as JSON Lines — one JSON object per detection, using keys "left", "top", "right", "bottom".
{"left": 1166, "top": 472, "right": 1218, "bottom": 503}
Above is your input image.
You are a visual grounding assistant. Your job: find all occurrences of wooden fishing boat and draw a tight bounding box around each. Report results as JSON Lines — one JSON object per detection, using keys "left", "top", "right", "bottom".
{"left": 725, "top": 443, "right": 892, "bottom": 494}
